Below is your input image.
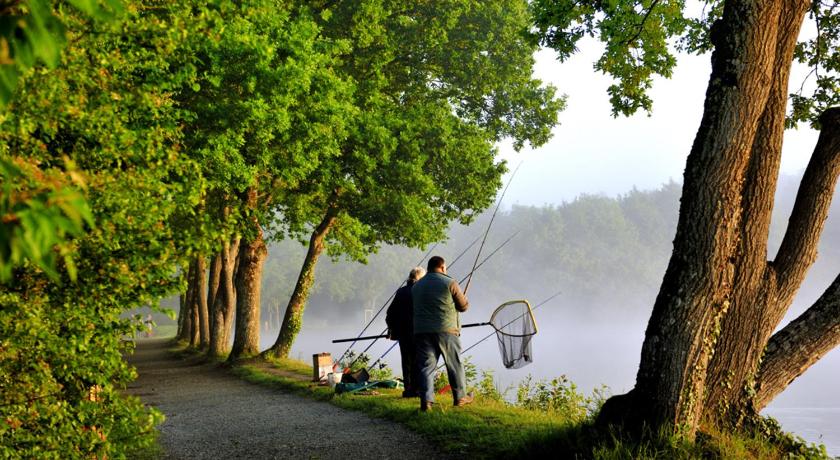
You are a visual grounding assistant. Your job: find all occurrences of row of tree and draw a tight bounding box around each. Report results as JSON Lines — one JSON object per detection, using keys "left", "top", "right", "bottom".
{"left": 1, "top": 1, "right": 560, "bottom": 456}
{"left": 171, "top": 0, "right": 561, "bottom": 363}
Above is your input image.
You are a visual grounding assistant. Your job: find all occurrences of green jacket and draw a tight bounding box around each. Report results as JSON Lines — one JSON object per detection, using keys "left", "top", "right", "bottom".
{"left": 411, "top": 271, "right": 469, "bottom": 334}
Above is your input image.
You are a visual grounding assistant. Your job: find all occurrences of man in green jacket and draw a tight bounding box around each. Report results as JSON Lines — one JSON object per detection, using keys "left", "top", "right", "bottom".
{"left": 412, "top": 255, "right": 473, "bottom": 411}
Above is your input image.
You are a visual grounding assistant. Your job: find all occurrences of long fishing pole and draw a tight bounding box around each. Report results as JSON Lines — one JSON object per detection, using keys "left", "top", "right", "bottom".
{"left": 431, "top": 290, "right": 563, "bottom": 375}
{"left": 340, "top": 233, "right": 485, "bottom": 367}
{"left": 342, "top": 230, "right": 521, "bottom": 369}
{"left": 386, "top": 291, "right": 562, "bottom": 377}
{"left": 343, "top": 162, "right": 522, "bottom": 368}
{"left": 336, "top": 242, "right": 439, "bottom": 364}
{"left": 464, "top": 161, "right": 522, "bottom": 295}
{"left": 457, "top": 230, "right": 519, "bottom": 285}
{"left": 461, "top": 289, "right": 563, "bottom": 356}
{"left": 333, "top": 230, "right": 520, "bottom": 345}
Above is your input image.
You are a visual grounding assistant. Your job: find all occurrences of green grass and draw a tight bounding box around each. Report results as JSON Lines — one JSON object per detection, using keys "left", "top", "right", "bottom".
{"left": 152, "top": 344, "right": 828, "bottom": 459}
{"left": 234, "top": 360, "right": 587, "bottom": 458}
{"left": 230, "top": 357, "right": 832, "bottom": 460}
{"left": 151, "top": 325, "right": 177, "bottom": 338}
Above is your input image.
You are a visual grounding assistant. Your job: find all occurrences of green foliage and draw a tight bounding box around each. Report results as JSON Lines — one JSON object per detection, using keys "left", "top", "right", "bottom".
{"left": 0, "top": 0, "right": 123, "bottom": 105}
{"left": 0, "top": 157, "right": 93, "bottom": 282}
{"left": 1, "top": 1, "right": 208, "bottom": 455}
{"left": 532, "top": 0, "right": 688, "bottom": 116}
{"left": 0, "top": 291, "right": 163, "bottom": 459}
{"left": 532, "top": 0, "right": 839, "bottom": 126}
{"left": 179, "top": 0, "right": 356, "bottom": 242}
{"left": 789, "top": 0, "right": 840, "bottom": 128}
{"left": 268, "top": 0, "right": 563, "bottom": 357}
{"left": 474, "top": 370, "right": 508, "bottom": 402}
{"left": 515, "top": 375, "right": 606, "bottom": 423}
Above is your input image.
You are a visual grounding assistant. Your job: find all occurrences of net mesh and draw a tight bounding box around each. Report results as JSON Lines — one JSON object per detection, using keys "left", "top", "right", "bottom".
{"left": 489, "top": 300, "right": 537, "bottom": 369}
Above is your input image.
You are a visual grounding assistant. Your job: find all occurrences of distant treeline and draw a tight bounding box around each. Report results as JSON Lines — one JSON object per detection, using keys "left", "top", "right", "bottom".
{"left": 258, "top": 174, "right": 840, "bottom": 329}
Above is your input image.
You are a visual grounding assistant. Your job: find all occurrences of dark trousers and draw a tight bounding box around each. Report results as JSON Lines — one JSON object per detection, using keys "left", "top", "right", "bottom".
{"left": 415, "top": 332, "right": 466, "bottom": 404}
{"left": 398, "top": 337, "right": 418, "bottom": 395}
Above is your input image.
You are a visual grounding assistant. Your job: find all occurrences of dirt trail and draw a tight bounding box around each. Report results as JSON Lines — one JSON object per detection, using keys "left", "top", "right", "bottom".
{"left": 126, "top": 338, "right": 444, "bottom": 459}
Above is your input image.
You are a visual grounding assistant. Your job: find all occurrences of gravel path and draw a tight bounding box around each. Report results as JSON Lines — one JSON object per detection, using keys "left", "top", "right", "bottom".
{"left": 126, "top": 338, "right": 444, "bottom": 460}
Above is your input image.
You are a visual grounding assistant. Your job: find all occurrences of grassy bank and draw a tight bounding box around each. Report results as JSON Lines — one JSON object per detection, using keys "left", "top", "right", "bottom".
{"left": 226, "top": 354, "right": 830, "bottom": 459}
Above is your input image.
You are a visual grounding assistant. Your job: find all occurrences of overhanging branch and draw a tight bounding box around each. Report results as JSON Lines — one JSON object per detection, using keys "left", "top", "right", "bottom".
{"left": 773, "top": 108, "right": 840, "bottom": 294}
{"left": 755, "top": 272, "right": 840, "bottom": 410}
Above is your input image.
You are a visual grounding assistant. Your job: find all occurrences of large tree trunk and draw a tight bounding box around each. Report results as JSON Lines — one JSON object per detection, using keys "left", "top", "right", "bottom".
{"left": 207, "top": 252, "right": 222, "bottom": 329}
{"left": 196, "top": 255, "right": 210, "bottom": 348}
{"left": 228, "top": 220, "right": 267, "bottom": 362}
{"left": 189, "top": 262, "right": 201, "bottom": 348}
{"left": 264, "top": 207, "right": 337, "bottom": 359}
{"left": 176, "top": 293, "right": 186, "bottom": 340}
{"left": 703, "top": 107, "right": 840, "bottom": 423}
{"left": 598, "top": 0, "right": 812, "bottom": 439}
{"left": 179, "top": 260, "right": 196, "bottom": 343}
{"left": 209, "top": 238, "right": 240, "bottom": 358}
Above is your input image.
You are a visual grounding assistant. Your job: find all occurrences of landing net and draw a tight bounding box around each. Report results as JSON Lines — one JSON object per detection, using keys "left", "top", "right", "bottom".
{"left": 489, "top": 300, "right": 538, "bottom": 369}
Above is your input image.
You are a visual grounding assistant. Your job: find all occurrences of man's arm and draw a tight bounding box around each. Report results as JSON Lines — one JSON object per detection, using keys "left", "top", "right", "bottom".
{"left": 449, "top": 281, "right": 469, "bottom": 312}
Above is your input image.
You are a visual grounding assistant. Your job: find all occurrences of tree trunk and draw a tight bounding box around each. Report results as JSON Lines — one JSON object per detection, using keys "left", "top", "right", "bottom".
{"left": 209, "top": 238, "right": 239, "bottom": 358}
{"left": 196, "top": 255, "right": 210, "bottom": 348}
{"left": 207, "top": 252, "right": 222, "bottom": 326}
{"left": 189, "top": 259, "right": 201, "bottom": 348}
{"left": 265, "top": 207, "right": 337, "bottom": 359}
{"left": 228, "top": 222, "right": 267, "bottom": 362}
{"left": 703, "top": 106, "right": 840, "bottom": 423}
{"left": 179, "top": 260, "right": 196, "bottom": 343}
{"left": 176, "top": 293, "right": 186, "bottom": 339}
{"left": 598, "top": 0, "right": 812, "bottom": 439}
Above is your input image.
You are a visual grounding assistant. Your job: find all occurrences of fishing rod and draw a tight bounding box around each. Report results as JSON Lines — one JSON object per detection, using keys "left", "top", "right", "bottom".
{"left": 335, "top": 242, "right": 440, "bottom": 364}
{"left": 341, "top": 230, "right": 520, "bottom": 372}
{"left": 351, "top": 231, "right": 524, "bottom": 372}
{"left": 461, "top": 289, "right": 563, "bottom": 357}
{"left": 338, "top": 232, "right": 484, "bottom": 367}
{"left": 345, "top": 164, "right": 523, "bottom": 370}
{"left": 332, "top": 230, "right": 521, "bottom": 345}
{"left": 430, "top": 290, "right": 562, "bottom": 376}
{"left": 464, "top": 161, "right": 522, "bottom": 295}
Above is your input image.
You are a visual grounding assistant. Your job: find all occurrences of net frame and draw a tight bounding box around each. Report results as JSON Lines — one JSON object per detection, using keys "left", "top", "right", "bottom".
{"left": 488, "top": 299, "right": 538, "bottom": 369}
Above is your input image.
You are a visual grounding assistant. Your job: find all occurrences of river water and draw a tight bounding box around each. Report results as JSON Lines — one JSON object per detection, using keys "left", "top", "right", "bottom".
{"left": 762, "top": 407, "right": 840, "bottom": 456}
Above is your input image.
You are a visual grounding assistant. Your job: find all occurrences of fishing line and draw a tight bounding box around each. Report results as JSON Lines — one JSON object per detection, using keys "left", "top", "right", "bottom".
{"left": 341, "top": 231, "right": 520, "bottom": 368}
{"left": 458, "top": 289, "right": 563, "bottom": 359}
{"left": 336, "top": 242, "right": 439, "bottom": 364}
{"left": 464, "top": 161, "right": 522, "bottom": 295}
{"left": 340, "top": 233, "right": 484, "bottom": 367}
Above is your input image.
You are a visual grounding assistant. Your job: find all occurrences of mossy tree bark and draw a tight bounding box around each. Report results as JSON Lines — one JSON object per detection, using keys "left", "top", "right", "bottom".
{"left": 195, "top": 254, "right": 210, "bottom": 348}
{"left": 228, "top": 209, "right": 267, "bottom": 362}
{"left": 206, "top": 252, "right": 221, "bottom": 329}
{"left": 176, "top": 293, "right": 186, "bottom": 340}
{"left": 179, "top": 260, "right": 196, "bottom": 343}
{"left": 209, "top": 238, "right": 239, "bottom": 358}
{"left": 703, "top": 108, "right": 840, "bottom": 424}
{"left": 596, "top": 0, "right": 834, "bottom": 439}
{"left": 265, "top": 206, "right": 338, "bottom": 359}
